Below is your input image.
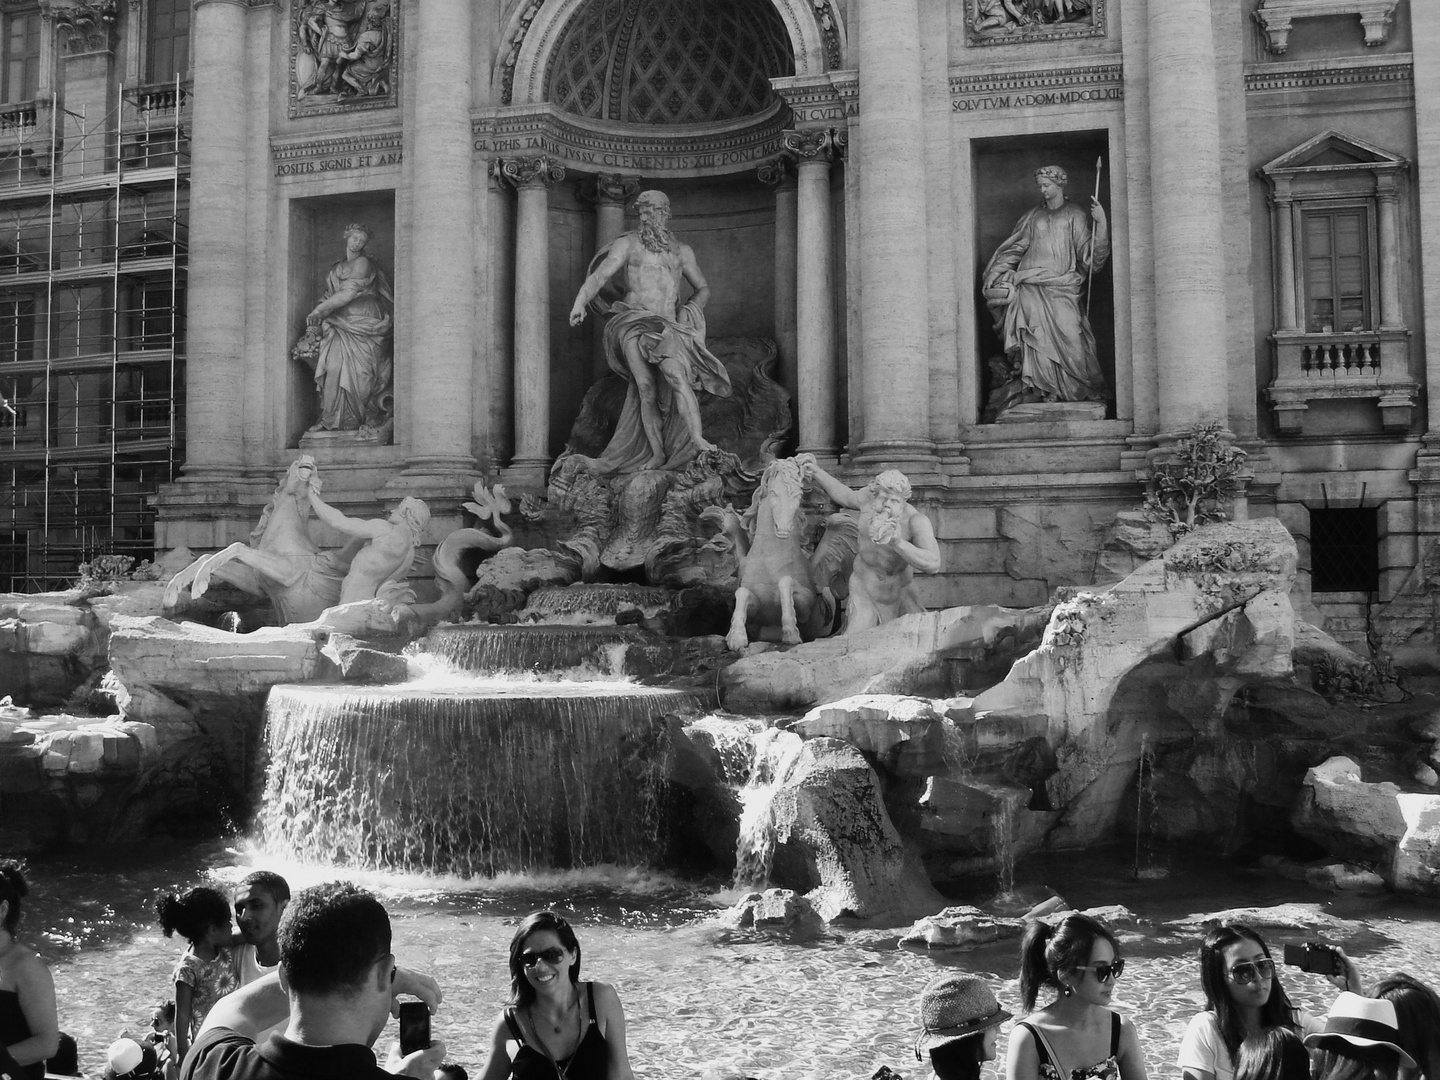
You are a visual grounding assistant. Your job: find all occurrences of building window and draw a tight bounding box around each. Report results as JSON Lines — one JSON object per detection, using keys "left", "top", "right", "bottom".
{"left": 1310, "top": 507, "right": 1379, "bottom": 594}
{"left": 1302, "top": 208, "right": 1372, "bottom": 334}
{"left": 2, "top": 11, "right": 40, "bottom": 105}
{"left": 146, "top": 0, "right": 189, "bottom": 84}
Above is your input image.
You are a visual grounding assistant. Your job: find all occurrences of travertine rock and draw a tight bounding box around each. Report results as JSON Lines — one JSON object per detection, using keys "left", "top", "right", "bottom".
{"left": 1293, "top": 756, "right": 1407, "bottom": 863}
{"left": 718, "top": 889, "right": 827, "bottom": 939}
{"left": 792, "top": 695, "right": 958, "bottom": 779}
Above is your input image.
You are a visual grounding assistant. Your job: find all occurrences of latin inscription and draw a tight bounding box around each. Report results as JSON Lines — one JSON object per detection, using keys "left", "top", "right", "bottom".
{"left": 275, "top": 149, "right": 403, "bottom": 176}
{"left": 474, "top": 134, "right": 773, "bottom": 171}
{"left": 951, "top": 86, "right": 1121, "bottom": 112}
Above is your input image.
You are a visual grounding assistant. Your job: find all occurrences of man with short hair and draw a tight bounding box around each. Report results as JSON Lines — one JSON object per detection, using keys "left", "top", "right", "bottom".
{"left": 184, "top": 882, "right": 442, "bottom": 1080}
{"left": 232, "top": 873, "right": 289, "bottom": 987}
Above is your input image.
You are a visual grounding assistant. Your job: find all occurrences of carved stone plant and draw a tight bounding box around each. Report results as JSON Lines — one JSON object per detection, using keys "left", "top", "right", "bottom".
{"left": 1143, "top": 423, "right": 1249, "bottom": 533}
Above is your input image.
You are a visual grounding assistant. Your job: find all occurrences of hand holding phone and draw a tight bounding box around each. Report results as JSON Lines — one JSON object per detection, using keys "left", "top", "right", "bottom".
{"left": 398, "top": 1001, "right": 431, "bottom": 1056}
{"left": 1282, "top": 941, "right": 1343, "bottom": 976}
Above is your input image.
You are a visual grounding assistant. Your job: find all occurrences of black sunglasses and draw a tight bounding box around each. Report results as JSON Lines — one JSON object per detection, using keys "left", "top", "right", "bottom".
{"left": 1228, "top": 959, "right": 1275, "bottom": 985}
{"left": 1080, "top": 959, "right": 1125, "bottom": 983}
{"left": 521, "top": 946, "right": 567, "bottom": 968}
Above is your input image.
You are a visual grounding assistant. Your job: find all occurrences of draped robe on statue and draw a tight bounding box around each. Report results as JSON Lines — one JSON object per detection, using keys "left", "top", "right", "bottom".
{"left": 984, "top": 199, "right": 1110, "bottom": 403}
{"left": 313, "top": 256, "right": 394, "bottom": 431}
{"left": 575, "top": 239, "right": 732, "bottom": 475}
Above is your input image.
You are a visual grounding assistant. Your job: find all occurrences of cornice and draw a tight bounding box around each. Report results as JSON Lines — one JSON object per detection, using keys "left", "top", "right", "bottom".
{"left": 1244, "top": 54, "right": 1413, "bottom": 94}
{"left": 271, "top": 129, "right": 402, "bottom": 162}
{"left": 472, "top": 100, "right": 789, "bottom": 178}
{"left": 949, "top": 61, "right": 1123, "bottom": 112}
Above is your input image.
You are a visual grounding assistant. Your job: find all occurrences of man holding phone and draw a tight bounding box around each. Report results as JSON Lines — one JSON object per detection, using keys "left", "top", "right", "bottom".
{"left": 181, "top": 883, "right": 443, "bottom": 1080}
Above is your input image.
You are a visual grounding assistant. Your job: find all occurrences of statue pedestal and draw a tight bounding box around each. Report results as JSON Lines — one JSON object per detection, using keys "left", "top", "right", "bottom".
{"left": 996, "top": 401, "right": 1107, "bottom": 424}
{"left": 300, "top": 426, "right": 393, "bottom": 450}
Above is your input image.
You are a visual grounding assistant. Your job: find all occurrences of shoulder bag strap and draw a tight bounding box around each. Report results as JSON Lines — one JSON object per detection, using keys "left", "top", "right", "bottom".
{"left": 1018, "top": 1020, "right": 1063, "bottom": 1074}
{"left": 503, "top": 1006, "right": 526, "bottom": 1046}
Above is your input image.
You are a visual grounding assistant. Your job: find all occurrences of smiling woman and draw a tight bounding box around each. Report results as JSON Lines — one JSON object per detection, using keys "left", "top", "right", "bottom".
{"left": 479, "top": 911, "right": 635, "bottom": 1080}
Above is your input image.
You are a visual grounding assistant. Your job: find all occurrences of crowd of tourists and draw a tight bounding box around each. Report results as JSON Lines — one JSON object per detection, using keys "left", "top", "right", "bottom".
{"left": 2, "top": 859, "right": 1437, "bottom": 1080}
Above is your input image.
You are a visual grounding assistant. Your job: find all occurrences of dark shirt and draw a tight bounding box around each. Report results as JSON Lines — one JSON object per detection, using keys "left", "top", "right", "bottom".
{"left": 180, "top": 1028, "right": 391, "bottom": 1080}
{"left": 0, "top": 989, "right": 43, "bottom": 1080}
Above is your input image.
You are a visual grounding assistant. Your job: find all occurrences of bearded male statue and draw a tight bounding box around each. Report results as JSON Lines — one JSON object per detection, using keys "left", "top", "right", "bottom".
{"left": 566, "top": 189, "right": 733, "bottom": 474}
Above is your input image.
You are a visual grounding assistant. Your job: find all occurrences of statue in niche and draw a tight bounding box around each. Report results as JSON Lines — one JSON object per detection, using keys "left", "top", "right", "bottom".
{"left": 565, "top": 189, "right": 734, "bottom": 475}
{"left": 981, "top": 165, "right": 1109, "bottom": 408}
{"left": 797, "top": 456, "right": 942, "bottom": 633}
{"left": 297, "top": 0, "right": 394, "bottom": 102}
{"left": 293, "top": 222, "right": 394, "bottom": 443}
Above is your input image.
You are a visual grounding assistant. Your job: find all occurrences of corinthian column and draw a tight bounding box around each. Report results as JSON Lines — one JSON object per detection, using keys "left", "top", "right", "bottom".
{"left": 785, "top": 130, "right": 839, "bottom": 460}
{"left": 856, "top": 0, "right": 932, "bottom": 462}
{"left": 402, "top": 0, "right": 475, "bottom": 477}
{"left": 758, "top": 156, "right": 798, "bottom": 408}
{"left": 504, "top": 156, "right": 564, "bottom": 484}
{"left": 1148, "top": 0, "right": 1229, "bottom": 436}
{"left": 180, "top": 0, "right": 248, "bottom": 482}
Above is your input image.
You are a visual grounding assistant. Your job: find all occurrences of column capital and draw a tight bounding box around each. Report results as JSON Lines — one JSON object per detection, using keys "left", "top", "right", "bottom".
{"left": 499, "top": 155, "right": 565, "bottom": 190}
{"left": 40, "top": 0, "right": 118, "bottom": 54}
{"left": 756, "top": 155, "right": 796, "bottom": 190}
{"left": 578, "top": 173, "right": 641, "bottom": 207}
{"left": 783, "top": 128, "right": 845, "bottom": 163}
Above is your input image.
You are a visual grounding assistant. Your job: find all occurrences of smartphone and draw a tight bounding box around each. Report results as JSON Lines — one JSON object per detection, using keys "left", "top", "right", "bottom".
{"left": 398, "top": 1000, "right": 431, "bottom": 1056}
{"left": 1282, "top": 941, "right": 1342, "bottom": 976}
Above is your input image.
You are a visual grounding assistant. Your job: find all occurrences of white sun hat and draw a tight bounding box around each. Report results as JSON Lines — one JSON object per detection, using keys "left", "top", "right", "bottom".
{"left": 1302, "top": 992, "right": 1418, "bottom": 1069}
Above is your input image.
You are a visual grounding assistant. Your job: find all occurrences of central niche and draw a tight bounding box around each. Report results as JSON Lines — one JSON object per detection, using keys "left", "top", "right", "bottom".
{"left": 545, "top": 0, "right": 794, "bottom": 125}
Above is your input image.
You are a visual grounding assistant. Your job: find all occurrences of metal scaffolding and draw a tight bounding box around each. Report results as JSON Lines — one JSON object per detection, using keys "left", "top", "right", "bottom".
{"left": 0, "top": 79, "right": 188, "bottom": 590}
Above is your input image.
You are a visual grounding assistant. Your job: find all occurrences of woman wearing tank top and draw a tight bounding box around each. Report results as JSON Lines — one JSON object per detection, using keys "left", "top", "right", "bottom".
{"left": 478, "top": 911, "right": 635, "bottom": 1080}
{"left": 1005, "top": 914, "right": 1147, "bottom": 1080}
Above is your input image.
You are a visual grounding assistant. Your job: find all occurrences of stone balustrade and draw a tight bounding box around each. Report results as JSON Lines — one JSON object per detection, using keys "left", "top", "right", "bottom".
{"left": 1267, "top": 328, "right": 1417, "bottom": 434}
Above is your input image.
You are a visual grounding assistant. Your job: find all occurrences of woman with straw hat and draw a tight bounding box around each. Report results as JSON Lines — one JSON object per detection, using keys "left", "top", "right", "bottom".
{"left": 915, "top": 972, "right": 1013, "bottom": 1080}
{"left": 1305, "top": 992, "right": 1417, "bottom": 1080}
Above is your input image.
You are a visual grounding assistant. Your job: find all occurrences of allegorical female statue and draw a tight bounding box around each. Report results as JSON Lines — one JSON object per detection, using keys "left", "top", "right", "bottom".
{"left": 296, "top": 222, "right": 394, "bottom": 440}
{"left": 982, "top": 165, "right": 1109, "bottom": 404}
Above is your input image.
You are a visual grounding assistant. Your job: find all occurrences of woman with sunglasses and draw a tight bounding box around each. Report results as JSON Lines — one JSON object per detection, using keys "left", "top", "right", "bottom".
{"left": 1178, "top": 924, "right": 1361, "bottom": 1080}
{"left": 478, "top": 910, "right": 635, "bottom": 1080}
{"left": 1005, "top": 914, "right": 1147, "bottom": 1080}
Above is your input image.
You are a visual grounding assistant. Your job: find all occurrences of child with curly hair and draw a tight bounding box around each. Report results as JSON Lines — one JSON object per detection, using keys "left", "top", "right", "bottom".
{"left": 155, "top": 887, "right": 237, "bottom": 1061}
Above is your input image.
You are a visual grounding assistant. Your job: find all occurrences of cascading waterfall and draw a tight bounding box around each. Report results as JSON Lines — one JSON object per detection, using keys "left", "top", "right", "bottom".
{"left": 423, "top": 624, "right": 641, "bottom": 675}
{"left": 523, "top": 584, "right": 673, "bottom": 619}
{"left": 1133, "top": 732, "right": 1169, "bottom": 879}
{"left": 993, "top": 795, "right": 1018, "bottom": 899}
{"left": 731, "top": 728, "right": 804, "bottom": 890}
{"left": 258, "top": 680, "right": 705, "bottom": 875}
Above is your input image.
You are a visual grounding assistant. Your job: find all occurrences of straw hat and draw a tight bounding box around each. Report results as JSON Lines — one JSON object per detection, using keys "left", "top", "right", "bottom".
{"left": 915, "top": 973, "right": 1012, "bottom": 1056}
{"left": 1302, "top": 992, "right": 1418, "bottom": 1069}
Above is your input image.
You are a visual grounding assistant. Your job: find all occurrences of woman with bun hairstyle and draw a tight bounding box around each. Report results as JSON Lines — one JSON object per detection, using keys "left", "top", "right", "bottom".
{"left": 1005, "top": 914, "right": 1147, "bottom": 1080}
{"left": 1179, "top": 924, "right": 1358, "bottom": 1080}
{"left": 1373, "top": 973, "right": 1440, "bottom": 1080}
{"left": 154, "top": 886, "right": 237, "bottom": 1063}
{"left": 0, "top": 861, "right": 59, "bottom": 1080}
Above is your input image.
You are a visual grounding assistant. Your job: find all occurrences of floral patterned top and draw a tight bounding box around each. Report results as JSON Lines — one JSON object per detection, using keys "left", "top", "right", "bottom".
{"left": 1019, "top": 1012, "right": 1122, "bottom": 1080}
{"left": 171, "top": 948, "right": 238, "bottom": 1035}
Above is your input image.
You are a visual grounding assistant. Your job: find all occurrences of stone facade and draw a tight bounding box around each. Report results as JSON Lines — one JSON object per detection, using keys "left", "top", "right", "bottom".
{"left": 134, "top": 0, "right": 1437, "bottom": 637}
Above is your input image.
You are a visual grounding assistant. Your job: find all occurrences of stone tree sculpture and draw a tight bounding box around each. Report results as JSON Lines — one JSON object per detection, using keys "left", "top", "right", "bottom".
{"left": 981, "top": 164, "right": 1109, "bottom": 414}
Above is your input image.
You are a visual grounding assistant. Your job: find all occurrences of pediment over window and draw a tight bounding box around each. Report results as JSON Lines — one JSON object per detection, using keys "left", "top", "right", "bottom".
{"left": 1253, "top": 0, "right": 1399, "bottom": 54}
{"left": 1260, "top": 130, "right": 1406, "bottom": 180}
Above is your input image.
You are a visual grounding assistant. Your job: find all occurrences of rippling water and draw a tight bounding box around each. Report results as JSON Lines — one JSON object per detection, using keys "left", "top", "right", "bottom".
{"left": 32, "top": 841, "right": 1440, "bottom": 1080}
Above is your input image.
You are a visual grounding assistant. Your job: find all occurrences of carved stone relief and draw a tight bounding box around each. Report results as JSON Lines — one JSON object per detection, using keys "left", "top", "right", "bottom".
{"left": 290, "top": 0, "right": 399, "bottom": 118}
{"left": 40, "top": 0, "right": 117, "bottom": 55}
{"left": 964, "top": 0, "right": 1105, "bottom": 47}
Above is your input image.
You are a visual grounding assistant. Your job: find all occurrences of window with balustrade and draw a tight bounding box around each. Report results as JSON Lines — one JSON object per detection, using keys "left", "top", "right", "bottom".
{"left": 1, "top": 10, "right": 39, "bottom": 105}
{"left": 146, "top": 0, "right": 189, "bottom": 84}
{"left": 1260, "top": 130, "right": 1415, "bottom": 437}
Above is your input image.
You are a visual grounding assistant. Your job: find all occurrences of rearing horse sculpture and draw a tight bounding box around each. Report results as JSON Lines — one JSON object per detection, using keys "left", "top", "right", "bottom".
{"left": 702, "top": 456, "right": 856, "bottom": 651}
{"left": 163, "top": 455, "right": 355, "bottom": 624}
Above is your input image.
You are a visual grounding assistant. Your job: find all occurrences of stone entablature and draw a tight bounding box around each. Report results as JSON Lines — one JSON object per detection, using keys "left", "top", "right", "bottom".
{"left": 1253, "top": 0, "right": 1400, "bottom": 54}
{"left": 472, "top": 101, "right": 787, "bottom": 178}
{"left": 270, "top": 131, "right": 403, "bottom": 178}
{"left": 948, "top": 60, "right": 1123, "bottom": 114}
{"left": 1244, "top": 53, "right": 1413, "bottom": 95}
{"left": 771, "top": 71, "right": 857, "bottom": 130}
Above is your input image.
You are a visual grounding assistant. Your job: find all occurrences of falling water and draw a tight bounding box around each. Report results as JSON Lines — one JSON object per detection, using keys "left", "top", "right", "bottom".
{"left": 423, "top": 624, "right": 642, "bottom": 675}
{"left": 1133, "top": 732, "right": 1169, "bottom": 879}
{"left": 993, "top": 796, "right": 1018, "bottom": 899}
{"left": 731, "top": 728, "right": 805, "bottom": 890}
{"left": 524, "top": 584, "right": 673, "bottom": 619}
{"left": 257, "top": 680, "right": 706, "bottom": 876}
